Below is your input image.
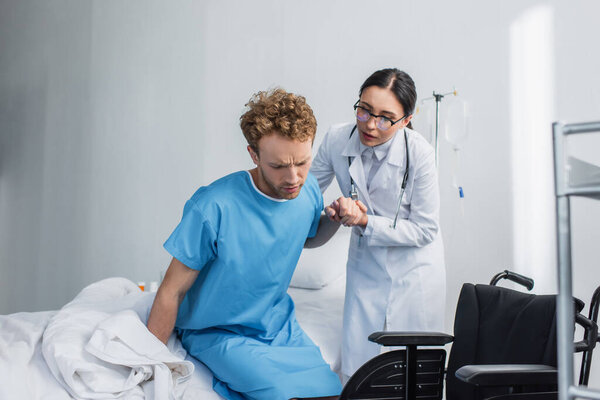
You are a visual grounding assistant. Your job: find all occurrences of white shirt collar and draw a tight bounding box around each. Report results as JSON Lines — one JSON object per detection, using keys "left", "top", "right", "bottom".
{"left": 359, "top": 132, "right": 396, "bottom": 161}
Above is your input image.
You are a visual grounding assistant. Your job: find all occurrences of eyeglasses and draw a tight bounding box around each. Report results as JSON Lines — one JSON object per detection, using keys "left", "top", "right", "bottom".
{"left": 353, "top": 100, "right": 408, "bottom": 131}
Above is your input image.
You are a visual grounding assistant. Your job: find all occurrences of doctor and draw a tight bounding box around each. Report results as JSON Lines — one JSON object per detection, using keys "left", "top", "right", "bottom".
{"left": 310, "top": 68, "right": 446, "bottom": 381}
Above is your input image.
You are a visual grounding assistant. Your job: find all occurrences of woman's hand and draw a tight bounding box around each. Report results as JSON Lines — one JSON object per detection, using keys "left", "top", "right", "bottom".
{"left": 325, "top": 197, "right": 368, "bottom": 228}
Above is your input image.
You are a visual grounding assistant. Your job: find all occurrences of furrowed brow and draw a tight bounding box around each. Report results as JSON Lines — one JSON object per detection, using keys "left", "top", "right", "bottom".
{"left": 269, "top": 162, "right": 291, "bottom": 167}
{"left": 270, "top": 156, "right": 310, "bottom": 168}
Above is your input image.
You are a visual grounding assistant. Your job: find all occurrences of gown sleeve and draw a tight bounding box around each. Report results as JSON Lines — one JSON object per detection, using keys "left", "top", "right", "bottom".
{"left": 163, "top": 199, "right": 218, "bottom": 270}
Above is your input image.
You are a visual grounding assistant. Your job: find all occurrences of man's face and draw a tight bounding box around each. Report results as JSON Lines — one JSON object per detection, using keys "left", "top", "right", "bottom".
{"left": 249, "top": 134, "right": 313, "bottom": 200}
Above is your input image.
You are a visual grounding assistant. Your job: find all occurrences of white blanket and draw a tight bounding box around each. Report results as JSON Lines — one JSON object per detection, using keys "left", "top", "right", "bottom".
{"left": 41, "top": 277, "right": 194, "bottom": 400}
{"left": 0, "top": 310, "right": 72, "bottom": 400}
{"left": 0, "top": 276, "right": 346, "bottom": 400}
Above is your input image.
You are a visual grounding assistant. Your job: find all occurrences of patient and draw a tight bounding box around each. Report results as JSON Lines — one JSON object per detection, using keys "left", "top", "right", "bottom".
{"left": 147, "top": 88, "right": 341, "bottom": 400}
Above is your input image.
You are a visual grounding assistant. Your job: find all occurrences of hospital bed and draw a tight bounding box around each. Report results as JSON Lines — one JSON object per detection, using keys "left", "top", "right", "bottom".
{"left": 0, "top": 228, "right": 350, "bottom": 400}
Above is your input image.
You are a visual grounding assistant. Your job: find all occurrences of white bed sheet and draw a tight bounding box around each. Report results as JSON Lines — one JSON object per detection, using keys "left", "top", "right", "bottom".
{"left": 288, "top": 273, "right": 346, "bottom": 376}
{"left": 0, "top": 276, "right": 346, "bottom": 400}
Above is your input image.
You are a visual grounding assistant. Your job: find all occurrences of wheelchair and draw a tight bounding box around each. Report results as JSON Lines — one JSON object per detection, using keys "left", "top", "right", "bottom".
{"left": 339, "top": 270, "right": 600, "bottom": 400}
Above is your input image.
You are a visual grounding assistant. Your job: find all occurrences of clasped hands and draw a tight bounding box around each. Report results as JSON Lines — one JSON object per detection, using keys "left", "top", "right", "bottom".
{"left": 324, "top": 196, "right": 368, "bottom": 228}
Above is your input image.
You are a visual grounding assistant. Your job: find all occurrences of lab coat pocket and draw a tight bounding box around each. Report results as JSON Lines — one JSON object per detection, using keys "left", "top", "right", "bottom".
{"left": 396, "top": 179, "right": 415, "bottom": 220}
{"left": 393, "top": 193, "right": 411, "bottom": 221}
{"left": 348, "top": 228, "right": 364, "bottom": 260}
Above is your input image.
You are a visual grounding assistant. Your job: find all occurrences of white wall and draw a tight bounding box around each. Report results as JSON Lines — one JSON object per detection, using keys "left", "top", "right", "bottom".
{"left": 1, "top": 0, "right": 599, "bottom": 386}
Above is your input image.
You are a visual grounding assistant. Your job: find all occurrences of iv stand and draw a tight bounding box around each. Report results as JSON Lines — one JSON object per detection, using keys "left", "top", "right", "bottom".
{"left": 422, "top": 89, "right": 457, "bottom": 167}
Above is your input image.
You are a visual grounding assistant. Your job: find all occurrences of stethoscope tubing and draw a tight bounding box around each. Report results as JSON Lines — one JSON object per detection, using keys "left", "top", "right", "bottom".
{"left": 347, "top": 125, "right": 409, "bottom": 229}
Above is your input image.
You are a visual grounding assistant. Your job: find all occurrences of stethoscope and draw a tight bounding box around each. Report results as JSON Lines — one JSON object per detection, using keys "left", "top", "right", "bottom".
{"left": 348, "top": 125, "right": 409, "bottom": 229}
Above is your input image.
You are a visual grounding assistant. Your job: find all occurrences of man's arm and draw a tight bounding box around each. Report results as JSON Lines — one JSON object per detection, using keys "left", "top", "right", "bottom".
{"left": 147, "top": 257, "right": 199, "bottom": 344}
{"left": 304, "top": 213, "right": 342, "bottom": 248}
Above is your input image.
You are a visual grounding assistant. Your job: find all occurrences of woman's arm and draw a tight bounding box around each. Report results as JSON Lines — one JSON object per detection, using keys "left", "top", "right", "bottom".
{"left": 364, "top": 147, "right": 439, "bottom": 247}
{"left": 339, "top": 147, "right": 440, "bottom": 247}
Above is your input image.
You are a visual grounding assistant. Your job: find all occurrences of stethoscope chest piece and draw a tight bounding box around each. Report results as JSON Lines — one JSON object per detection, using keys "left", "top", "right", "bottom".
{"left": 349, "top": 184, "right": 358, "bottom": 201}
{"left": 347, "top": 125, "right": 410, "bottom": 229}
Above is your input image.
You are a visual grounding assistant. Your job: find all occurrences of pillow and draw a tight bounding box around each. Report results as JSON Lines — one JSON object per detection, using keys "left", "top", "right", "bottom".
{"left": 290, "top": 227, "right": 351, "bottom": 289}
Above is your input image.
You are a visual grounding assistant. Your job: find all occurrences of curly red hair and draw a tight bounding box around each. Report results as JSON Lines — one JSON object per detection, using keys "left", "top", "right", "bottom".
{"left": 240, "top": 88, "right": 317, "bottom": 153}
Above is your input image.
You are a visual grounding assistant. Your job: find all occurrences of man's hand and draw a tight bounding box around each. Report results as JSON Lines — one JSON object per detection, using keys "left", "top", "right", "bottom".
{"left": 324, "top": 199, "right": 341, "bottom": 222}
{"left": 325, "top": 196, "right": 368, "bottom": 228}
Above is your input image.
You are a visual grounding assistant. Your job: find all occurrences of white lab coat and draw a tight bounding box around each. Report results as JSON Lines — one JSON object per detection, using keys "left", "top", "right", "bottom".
{"left": 310, "top": 122, "right": 446, "bottom": 377}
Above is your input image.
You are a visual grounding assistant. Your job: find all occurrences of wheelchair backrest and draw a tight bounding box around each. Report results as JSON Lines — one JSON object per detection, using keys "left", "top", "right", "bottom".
{"left": 446, "top": 283, "right": 558, "bottom": 400}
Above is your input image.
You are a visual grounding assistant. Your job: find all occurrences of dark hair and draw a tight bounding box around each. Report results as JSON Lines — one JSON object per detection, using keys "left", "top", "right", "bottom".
{"left": 359, "top": 68, "right": 416, "bottom": 129}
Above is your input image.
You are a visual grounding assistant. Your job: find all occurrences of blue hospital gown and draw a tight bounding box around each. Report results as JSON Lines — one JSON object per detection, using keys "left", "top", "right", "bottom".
{"left": 164, "top": 171, "right": 342, "bottom": 399}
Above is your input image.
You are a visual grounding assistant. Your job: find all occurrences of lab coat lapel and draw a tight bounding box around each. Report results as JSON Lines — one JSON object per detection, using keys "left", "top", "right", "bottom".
{"left": 369, "top": 130, "right": 405, "bottom": 195}
{"left": 341, "top": 130, "right": 373, "bottom": 210}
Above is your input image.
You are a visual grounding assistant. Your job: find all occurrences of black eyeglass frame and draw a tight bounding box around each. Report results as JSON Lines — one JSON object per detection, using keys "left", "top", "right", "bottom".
{"left": 353, "top": 100, "right": 409, "bottom": 130}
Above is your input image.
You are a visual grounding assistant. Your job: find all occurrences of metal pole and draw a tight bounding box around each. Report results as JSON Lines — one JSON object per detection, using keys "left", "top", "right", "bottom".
{"left": 553, "top": 122, "right": 574, "bottom": 400}
{"left": 553, "top": 121, "right": 600, "bottom": 400}
{"left": 563, "top": 121, "right": 600, "bottom": 135}
{"left": 569, "top": 386, "right": 600, "bottom": 399}
{"left": 422, "top": 89, "right": 456, "bottom": 168}
{"left": 434, "top": 93, "right": 442, "bottom": 167}
{"left": 556, "top": 195, "right": 575, "bottom": 400}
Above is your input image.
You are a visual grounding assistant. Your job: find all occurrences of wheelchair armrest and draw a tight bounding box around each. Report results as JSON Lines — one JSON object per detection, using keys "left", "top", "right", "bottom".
{"left": 368, "top": 331, "right": 454, "bottom": 347}
{"left": 575, "top": 313, "right": 598, "bottom": 352}
{"left": 455, "top": 364, "right": 557, "bottom": 386}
